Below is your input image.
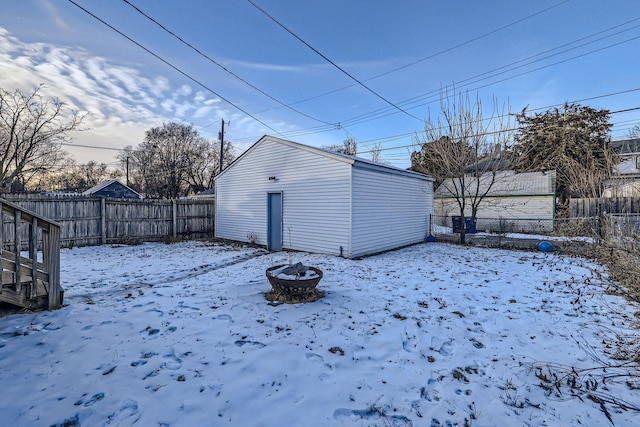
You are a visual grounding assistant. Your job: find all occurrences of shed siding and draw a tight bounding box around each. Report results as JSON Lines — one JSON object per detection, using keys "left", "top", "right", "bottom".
{"left": 215, "top": 139, "right": 351, "bottom": 255}
{"left": 351, "top": 168, "right": 433, "bottom": 258}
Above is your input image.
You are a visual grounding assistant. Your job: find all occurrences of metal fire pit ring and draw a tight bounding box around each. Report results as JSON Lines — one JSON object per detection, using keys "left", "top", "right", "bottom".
{"left": 265, "top": 265, "right": 323, "bottom": 296}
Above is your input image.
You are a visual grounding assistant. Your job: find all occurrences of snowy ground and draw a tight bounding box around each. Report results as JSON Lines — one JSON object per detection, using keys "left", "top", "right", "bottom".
{"left": 1, "top": 240, "right": 639, "bottom": 426}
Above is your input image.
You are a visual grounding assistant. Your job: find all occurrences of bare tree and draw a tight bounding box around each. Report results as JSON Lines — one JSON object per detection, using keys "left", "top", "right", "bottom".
{"left": 627, "top": 123, "right": 640, "bottom": 139}
{"left": 0, "top": 85, "right": 84, "bottom": 191}
{"left": 323, "top": 137, "right": 357, "bottom": 156}
{"left": 411, "top": 89, "right": 513, "bottom": 243}
{"left": 41, "top": 161, "right": 122, "bottom": 192}
{"left": 120, "top": 122, "right": 235, "bottom": 198}
{"left": 369, "top": 142, "right": 382, "bottom": 162}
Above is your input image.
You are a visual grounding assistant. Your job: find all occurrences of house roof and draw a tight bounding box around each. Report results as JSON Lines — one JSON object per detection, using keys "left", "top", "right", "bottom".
{"left": 435, "top": 170, "right": 556, "bottom": 197}
{"left": 463, "top": 154, "right": 511, "bottom": 173}
{"left": 215, "top": 135, "right": 434, "bottom": 182}
{"left": 82, "top": 180, "right": 141, "bottom": 197}
{"left": 611, "top": 138, "right": 640, "bottom": 155}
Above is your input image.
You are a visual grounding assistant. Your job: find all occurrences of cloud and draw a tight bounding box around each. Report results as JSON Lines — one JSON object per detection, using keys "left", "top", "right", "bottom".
{"left": 0, "top": 26, "right": 236, "bottom": 162}
{"left": 226, "top": 58, "right": 320, "bottom": 73}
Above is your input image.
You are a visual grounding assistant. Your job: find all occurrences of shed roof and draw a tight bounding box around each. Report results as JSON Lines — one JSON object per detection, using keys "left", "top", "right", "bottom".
{"left": 215, "top": 135, "right": 434, "bottom": 182}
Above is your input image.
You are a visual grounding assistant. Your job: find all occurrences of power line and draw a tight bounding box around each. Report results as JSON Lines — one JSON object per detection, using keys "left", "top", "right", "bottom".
{"left": 120, "top": 0, "right": 337, "bottom": 128}
{"left": 315, "top": 15, "right": 640, "bottom": 129}
{"left": 356, "top": 105, "right": 640, "bottom": 155}
{"left": 337, "top": 21, "right": 640, "bottom": 128}
{"left": 253, "top": 0, "right": 571, "bottom": 114}
{"left": 246, "top": 0, "right": 423, "bottom": 122}
{"left": 66, "top": 0, "right": 283, "bottom": 136}
{"left": 239, "top": 15, "right": 640, "bottom": 141}
{"left": 355, "top": 87, "right": 640, "bottom": 146}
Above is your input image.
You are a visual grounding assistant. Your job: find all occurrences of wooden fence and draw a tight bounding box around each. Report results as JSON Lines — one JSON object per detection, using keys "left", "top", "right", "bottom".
{"left": 569, "top": 197, "right": 640, "bottom": 217}
{"left": 0, "top": 194, "right": 215, "bottom": 249}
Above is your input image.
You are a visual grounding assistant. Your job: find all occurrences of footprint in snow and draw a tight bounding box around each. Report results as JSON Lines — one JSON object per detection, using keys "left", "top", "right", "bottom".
{"left": 82, "top": 392, "right": 105, "bottom": 407}
{"left": 234, "top": 340, "right": 266, "bottom": 348}
{"left": 105, "top": 399, "right": 140, "bottom": 425}
{"left": 437, "top": 339, "right": 455, "bottom": 356}
{"left": 305, "top": 352, "right": 324, "bottom": 362}
{"left": 159, "top": 351, "right": 182, "bottom": 370}
{"left": 403, "top": 327, "right": 419, "bottom": 352}
{"left": 50, "top": 414, "right": 79, "bottom": 427}
{"left": 333, "top": 407, "right": 412, "bottom": 426}
{"left": 469, "top": 338, "right": 485, "bottom": 349}
{"left": 420, "top": 382, "right": 442, "bottom": 402}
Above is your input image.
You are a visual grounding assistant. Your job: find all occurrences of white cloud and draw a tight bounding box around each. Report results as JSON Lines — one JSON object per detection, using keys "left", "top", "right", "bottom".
{"left": 0, "top": 26, "right": 291, "bottom": 164}
{"left": 176, "top": 84, "right": 192, "bottom": 96}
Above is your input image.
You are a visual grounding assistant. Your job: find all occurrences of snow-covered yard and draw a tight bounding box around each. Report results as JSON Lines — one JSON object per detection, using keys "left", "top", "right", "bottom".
{"left": 1, "top": 240, "right": 639, "bottom": 426}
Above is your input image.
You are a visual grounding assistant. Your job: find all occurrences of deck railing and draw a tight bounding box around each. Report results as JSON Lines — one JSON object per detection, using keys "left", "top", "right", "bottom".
{"left": 1, "top": 197, "right": 62, "bottom": 310}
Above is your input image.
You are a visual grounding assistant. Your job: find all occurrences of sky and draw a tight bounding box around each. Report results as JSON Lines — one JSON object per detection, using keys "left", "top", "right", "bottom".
{"left": 1, "top": 240, "right": 639, "bottom": 426}
{"left": 1, "top": 0, "right": 639, "bottom": 170}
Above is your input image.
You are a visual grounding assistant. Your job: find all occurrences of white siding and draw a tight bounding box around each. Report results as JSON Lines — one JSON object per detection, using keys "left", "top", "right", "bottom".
{"left": 351, "top": 167, "right": 433, "bottom": 258}
{"left": 435, "top": 195, "right": 555, "bottom": 232}
{"left": 215, "top": 138, "right": 351, "bottom": 256}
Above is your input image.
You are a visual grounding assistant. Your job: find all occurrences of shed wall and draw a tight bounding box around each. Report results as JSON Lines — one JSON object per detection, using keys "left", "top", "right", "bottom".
{"left": 351, "top": 167, "right": 433, "bottom": 258}
{"left": 215, "top": 140, "right": 351, "bottom": 255}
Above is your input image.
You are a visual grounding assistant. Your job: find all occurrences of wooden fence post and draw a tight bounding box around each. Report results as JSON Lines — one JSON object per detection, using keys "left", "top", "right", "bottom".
{"left": 101, "top": 197, "right": 107, "bottom": 245}
{"left": 45, "top": 226, "right": 62, "bottom": 309}
{"left": 172, "top": 199, "right": 177, "bottom": 239}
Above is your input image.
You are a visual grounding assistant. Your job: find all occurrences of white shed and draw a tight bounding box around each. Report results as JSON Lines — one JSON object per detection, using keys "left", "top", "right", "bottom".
{"left": 214, "top": 136, "right": 434, "bottom": 258}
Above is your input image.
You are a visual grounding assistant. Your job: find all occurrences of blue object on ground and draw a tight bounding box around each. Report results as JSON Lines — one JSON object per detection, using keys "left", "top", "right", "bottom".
{"left": 426, "top": 234, "right": 436, "bottom": 242}
{"left": 538, "top": 241, "right": 554, "bottom": 252}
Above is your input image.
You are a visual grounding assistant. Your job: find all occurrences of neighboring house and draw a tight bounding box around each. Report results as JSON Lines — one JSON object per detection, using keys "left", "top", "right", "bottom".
{"left": 604, "top": 138, "right": 640, "bottom": 197}
{"left": 82, "top": 180, "right": 141, "bottom": 199}
{"left": 435, "top": 170, "right": 557, "bottom": 233}
{"left": 190, "top": 188, "right": 215, "bottom": 199}
{"left": 214, "top": 135, "right": 434, "bottom": 258}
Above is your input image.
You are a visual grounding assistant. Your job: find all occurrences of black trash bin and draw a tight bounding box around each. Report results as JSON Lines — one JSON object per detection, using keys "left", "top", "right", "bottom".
{"left": 452, "top": 216, "right": 477, "bottom": 234}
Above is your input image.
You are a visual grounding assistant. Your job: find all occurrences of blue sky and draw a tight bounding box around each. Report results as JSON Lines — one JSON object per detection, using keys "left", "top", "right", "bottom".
{"left": 1, "top": 0, "right": 639, "bottom": 168}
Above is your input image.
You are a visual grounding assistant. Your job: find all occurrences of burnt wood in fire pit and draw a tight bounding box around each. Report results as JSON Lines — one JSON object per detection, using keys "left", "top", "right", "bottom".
{"left": 265, "top": 264, "right": 323, "bottom": 295}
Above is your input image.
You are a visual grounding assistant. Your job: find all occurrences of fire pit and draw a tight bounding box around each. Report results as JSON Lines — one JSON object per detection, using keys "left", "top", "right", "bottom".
{"left": 265, "top": 263, "right": 323, "bottom": 296}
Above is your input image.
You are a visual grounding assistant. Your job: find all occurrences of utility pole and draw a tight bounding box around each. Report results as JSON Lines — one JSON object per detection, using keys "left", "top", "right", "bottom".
{"left": 126, "top": 155, "right": 130, "bottom": 187}
{"left": 218, "top": 119, "right": 228, "bottom": 175}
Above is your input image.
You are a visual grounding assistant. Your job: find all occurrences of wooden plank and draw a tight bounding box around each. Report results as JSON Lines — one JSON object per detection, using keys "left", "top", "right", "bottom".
{"left": 0, "top": 197, "right": 59, "bottom": 230}
{"left": 1, "top": 256, "right": 50, "bottom": 282}
{"left": 172, "top": 199, "right": 177, "bottom": 239}
{"left": 30, "top": 217, "right": 38, "bottom": 299}
{"left": 14, "top": 211, "right": 21, "bottom": 288}
{"left": 0, "top": 286, "right": 48, "bottom": 310}
{"left": 101, "top": 197, "right": 106, "bottom": 245}
{"left": 0, "top": 201, "right": 3, "bottom": 252}
{"left": 45, "top": 226, "right": 62, "bottom": 309}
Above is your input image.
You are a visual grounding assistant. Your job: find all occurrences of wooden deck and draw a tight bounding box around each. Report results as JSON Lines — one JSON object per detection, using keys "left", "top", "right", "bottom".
{"left": 1, "top": 198, "right": 63, "bottom": 310}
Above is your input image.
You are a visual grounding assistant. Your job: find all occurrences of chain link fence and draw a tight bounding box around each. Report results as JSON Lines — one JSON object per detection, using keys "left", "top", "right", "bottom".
{"left": 433, "top": 215, "right": 556, "bottom": 235}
